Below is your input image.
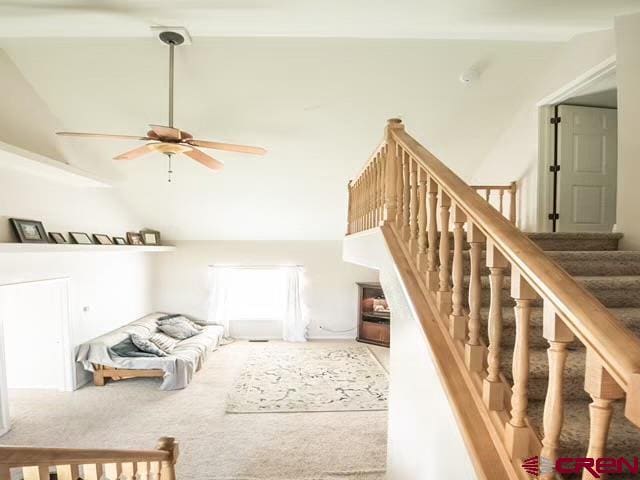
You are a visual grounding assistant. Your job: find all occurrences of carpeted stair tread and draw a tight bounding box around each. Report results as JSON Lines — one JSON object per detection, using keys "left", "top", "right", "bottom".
{"left": 479, "top": 307, "right": 640, "bottom": 350}
{"left": 456, "top": 250, "right": 640, "bottom": 276}
{"left": 528, "top": 400, "right": 640, "bottom": 460}
{"left": 468, "top": 275, "right": 640, "bottom": 308}
{"left": 525, "top": 232, "right": 622, "bottom": 251}
{"left": 502, "top": 349, "right": 588, "bottom": 401}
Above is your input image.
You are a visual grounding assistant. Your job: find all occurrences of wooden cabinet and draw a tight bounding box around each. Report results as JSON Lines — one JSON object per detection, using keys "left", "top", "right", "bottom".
{"left": 356, "top": 282, "right": 390, "bottom": 348}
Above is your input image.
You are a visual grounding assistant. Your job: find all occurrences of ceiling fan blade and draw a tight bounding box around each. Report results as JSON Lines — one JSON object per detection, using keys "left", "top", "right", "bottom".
{"left": 185, "top": 139, "right": 266, "bottom": 156}
{"left": 114, "top": 144, "right": 155, "bottom": 161}
{"left": 57, "top": 132, "right": 150, "bottom": 141}
{"left": 183, "top": 147, "right": 224, "bottom": 171}
{"left": 149, "top": 124, "right": 182, "bottom": 141}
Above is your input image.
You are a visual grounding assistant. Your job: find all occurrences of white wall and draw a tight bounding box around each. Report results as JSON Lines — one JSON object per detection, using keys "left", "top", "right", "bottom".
{"left": 0, "top": 164, "right": 156, "bottom": 388}
{"left": 471, "top": 29, "right": 616, "bottom": 230}
{"left": 152, "top": 241, "right": 378, "bottom": 339}
{"left": 343, "top": 230, "right": 475, "bottom": 480}
{"left": 615, "top": 12, "right": 640, "bottom": 249}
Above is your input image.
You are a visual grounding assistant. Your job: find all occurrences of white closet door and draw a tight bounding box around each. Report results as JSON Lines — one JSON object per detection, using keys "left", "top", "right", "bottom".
{"left": 557, "top": 105, "right": 617, "bottom": 232}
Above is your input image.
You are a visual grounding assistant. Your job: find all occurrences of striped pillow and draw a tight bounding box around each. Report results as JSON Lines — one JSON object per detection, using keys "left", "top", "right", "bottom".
{"left": 130, "top": 333, "right": 168, "bottom": 357}
{"left": 150, "top": 332, "right": 179, "bottom": 353}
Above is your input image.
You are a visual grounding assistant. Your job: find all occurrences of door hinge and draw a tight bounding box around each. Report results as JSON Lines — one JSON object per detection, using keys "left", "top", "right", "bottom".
{"left": 548, "top": 213, "right": 560, "bottom": 220}
{"left": 550, "top": 116, "right": 561, "bottom": 124}
{"left": 549, "top": 165, "right": 560, "bottom": 173}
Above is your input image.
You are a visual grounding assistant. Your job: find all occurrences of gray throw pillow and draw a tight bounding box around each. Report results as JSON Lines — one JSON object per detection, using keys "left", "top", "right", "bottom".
{"left": 158, "top": 322, "right": 200, "bottom": 340}
{"left": 131, "top": 333, "right": 168, "bottom": 357}
{"left": 149, "top": 332, "right": 179, "bottom": 353}
{"left": 109, "top": 337, "right": 157, "bottom": 358}
{"left": 157, "top": 315, "right": 204, "bottom": 332}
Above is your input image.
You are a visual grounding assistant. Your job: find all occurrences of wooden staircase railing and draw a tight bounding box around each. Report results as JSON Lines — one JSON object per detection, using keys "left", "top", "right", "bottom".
{"left": 0, "top": 437, "right": 178, "bottom": 480}
{"left": 347, "top": 119, "right": 640, "bottom": 479}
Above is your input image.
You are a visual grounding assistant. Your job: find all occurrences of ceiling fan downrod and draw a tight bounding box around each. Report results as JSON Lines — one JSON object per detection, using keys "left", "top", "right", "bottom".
{"left": 159, "top": 31, "right": 185, "bottom": 129}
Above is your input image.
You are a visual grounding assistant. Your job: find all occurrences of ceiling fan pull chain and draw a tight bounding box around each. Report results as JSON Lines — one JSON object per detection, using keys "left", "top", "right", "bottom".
{"left": 167, "top": 153, "right": 173, "bottom": 183}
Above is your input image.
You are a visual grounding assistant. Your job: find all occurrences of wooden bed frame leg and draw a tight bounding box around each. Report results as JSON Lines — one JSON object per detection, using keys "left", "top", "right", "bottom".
{"left": 93, "top": 365, "right": 106, "bottom": 386}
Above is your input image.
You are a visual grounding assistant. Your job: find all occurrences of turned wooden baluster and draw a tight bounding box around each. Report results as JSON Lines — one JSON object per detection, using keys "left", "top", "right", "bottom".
{"left": 384, "top": 118, "right": 401, "bottom": 222}
{"left": 509, "top": 181, "right": 517, "bottom": 225}
{"left": 347, "top": 181, "right": 353, "bottom": 235}
{"left": 498, "top": 189, "right": 504, "bottom": 218}
{"left": 540, "top": 301, "right": 575, "bottom": 478}
{"left": 367, "top": 165, "right": 374, "bottom": 229}
{"left": 402, "top": 150, "right": 411, "bottom": 240}
{"left": 437, "top": 189, "right": 452, "bottom": 314}
{"left": 582, "top": 351, "right": 625, "bottom": 480}
{"left": 505, "top": 268, "right": 537, "bottom": 459}
{"left": 409, "top": 158, "right": 419, "bottom": 253}
{"left": 484, "top": 189, "right": 490, "bottom": 202}
{"left": 416, "top": 168, "right": 428, "bottom": 272}
{"left": 379, "top": 148, "right": 386, "bottom": 224}
{"left": 425, "top": 176, "right": 439, "bottom": 290}
{"left": 449, "top": 204, "right": 467, "bottom": 341}
{"left": 395, "top": 145, "right": 404, "bottom": 226}
{"left": 465, "top": 223, "right": 486, "bottom": 372}
{"left": 483, "top": 239, "right": 508, "bottom": 411}
{"left": 374, "top": 154, "right": 381, "bottom": 225}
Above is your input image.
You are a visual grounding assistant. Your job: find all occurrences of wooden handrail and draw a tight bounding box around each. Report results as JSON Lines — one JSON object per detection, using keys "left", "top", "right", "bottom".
{"left": 347, "top": 118, "right": 640, "bottom": 478}
{"left": 0, "top": 437, "right": 178, "bottom": 480}
{"left": 0, "top": 446, "right": 171, "bottom": 465}
{"left": 393, "top": 127, "right": 640, "bottom": 404}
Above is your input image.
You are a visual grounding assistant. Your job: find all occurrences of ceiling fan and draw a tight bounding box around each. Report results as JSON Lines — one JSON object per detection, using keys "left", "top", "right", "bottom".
{"left": 57, "top": 29, "right": 266, "bottom": 180}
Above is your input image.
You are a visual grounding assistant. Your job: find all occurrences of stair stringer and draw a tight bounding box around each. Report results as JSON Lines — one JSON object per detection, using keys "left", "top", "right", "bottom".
{"left": 344, "top": 226, "right": 522, "bottom": 480}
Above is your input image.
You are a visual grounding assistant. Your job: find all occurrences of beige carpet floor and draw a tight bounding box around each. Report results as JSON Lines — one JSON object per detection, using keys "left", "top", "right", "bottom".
{"left": 2, "top": 340, "right": 388, "bottom": 480}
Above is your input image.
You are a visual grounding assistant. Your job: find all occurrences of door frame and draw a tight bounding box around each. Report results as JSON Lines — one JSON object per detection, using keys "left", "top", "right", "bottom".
{"left": 536, "top": 56, "right": 617, "bottom": 232}
{"left": 0, "top": 277, "right": 74, "bottom": 436}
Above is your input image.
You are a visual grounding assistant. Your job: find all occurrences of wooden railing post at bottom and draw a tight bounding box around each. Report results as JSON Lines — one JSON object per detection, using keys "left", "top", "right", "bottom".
{"left": 157, "top": 437, "right": 179, "bottom": 480}
{"left": 540, "top": 301, "right": 575, "bottom": 478}
{"left": 582, "top": 351, "right": 624, "bottom": 480}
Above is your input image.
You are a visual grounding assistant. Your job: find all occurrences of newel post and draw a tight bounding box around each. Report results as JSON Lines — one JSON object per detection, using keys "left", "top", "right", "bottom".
{"left": 157, "top": 437, "right": 179, "bottom": 480}
{"left": 384, "top": 118, "right": 403, "bottom": 223}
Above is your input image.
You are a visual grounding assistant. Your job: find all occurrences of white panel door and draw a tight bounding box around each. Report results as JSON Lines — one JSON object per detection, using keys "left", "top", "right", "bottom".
{"left": 557, "top": 105, "right": 617, "bottom": 232}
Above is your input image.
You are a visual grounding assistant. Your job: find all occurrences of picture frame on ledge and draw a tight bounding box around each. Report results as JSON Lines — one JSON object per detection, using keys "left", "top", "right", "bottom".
{"left": 49, "top": 232, "right": 67, "bottom": 244}
{"left": 10, "top": 218, "right": 48, "bottom": 243}
{"left": 127, "top": 232, "right": 144, "bottom": 246}
{"left": 93, "top": 234, "right": 113, "bottom": 245}
{"left": 141, "top": 229, "right": 161, "bottom": 246}
{"left": 113, "top": 237, "right": 127, "bottom": 245}
{"left": 69, "top": 232, "right": 93, "bottom": 245}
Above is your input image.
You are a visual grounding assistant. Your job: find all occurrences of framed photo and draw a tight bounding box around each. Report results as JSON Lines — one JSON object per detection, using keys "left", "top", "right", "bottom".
{"left": 49, "top": 232, "right": 67, "bottom": 244}
{"left": 127, "top": 232, "right": 144, "bottom": 246}
{"left": 93, "top": 234, "right": 113, "bottom": 245}
{"left": 141, "top": 229, "right": 161, "bottom": 246}
{"left": 113, "top": 237, "right": 127, "bottom": 245}
{"left": 10, "top": 218, "right": 48, "bottom": 243}
{"left": 69, "top": 232, "right": 93, "bottom": 245}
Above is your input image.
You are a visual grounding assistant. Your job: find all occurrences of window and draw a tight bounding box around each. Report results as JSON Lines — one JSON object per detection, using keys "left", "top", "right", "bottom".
{"left": 225, "top": 268, "right": 287, "bottom": 322}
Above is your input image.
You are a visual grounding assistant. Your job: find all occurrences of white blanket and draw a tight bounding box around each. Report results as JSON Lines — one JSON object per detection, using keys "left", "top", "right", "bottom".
{"left": 76, "top": 313, "right": 224, "bottom": 390}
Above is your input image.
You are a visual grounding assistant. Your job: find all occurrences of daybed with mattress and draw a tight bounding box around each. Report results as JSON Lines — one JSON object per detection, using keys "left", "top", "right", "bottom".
{"left": 76, "top": 313, "right": 224, "bottom": 390}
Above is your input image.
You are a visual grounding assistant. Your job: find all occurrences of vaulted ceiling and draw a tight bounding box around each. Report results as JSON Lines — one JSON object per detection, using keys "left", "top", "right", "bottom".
{"left": 0, "top": 0, "right": 638, "bottom": 41}
{"left": 0, "top": 2, "right": 636, "bottom": 240}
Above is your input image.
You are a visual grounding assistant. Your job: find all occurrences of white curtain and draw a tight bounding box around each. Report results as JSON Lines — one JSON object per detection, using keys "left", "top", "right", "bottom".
{"left": 282, "top": 266, "right": 309, "bottom": 342}
{"left": 207, "top": 266, "right": 233, "bottom": 337}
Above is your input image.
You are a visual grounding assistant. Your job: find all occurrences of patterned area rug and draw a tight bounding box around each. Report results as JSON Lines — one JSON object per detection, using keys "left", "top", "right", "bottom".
{"left": 226, "top": 344, "right": 388, "bottom": 413}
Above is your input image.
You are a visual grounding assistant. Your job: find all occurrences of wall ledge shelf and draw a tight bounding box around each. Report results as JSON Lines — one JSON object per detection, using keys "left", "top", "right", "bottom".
{"left": 0, "top": 243, "right": 176, "bottom": 253}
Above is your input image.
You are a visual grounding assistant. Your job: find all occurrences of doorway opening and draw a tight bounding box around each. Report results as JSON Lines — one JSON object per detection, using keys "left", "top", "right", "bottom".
{"left": 0, "top": 278, "right": 73, "bottom": 436}
{"left": 537, "top": 59, "right": 618, "bottom": 232}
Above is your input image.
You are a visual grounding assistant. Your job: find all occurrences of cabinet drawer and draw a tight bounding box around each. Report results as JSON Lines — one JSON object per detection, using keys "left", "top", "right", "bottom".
{"left": 359, "top": 321, "right": 389, "bottom": 344}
